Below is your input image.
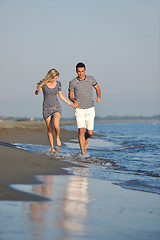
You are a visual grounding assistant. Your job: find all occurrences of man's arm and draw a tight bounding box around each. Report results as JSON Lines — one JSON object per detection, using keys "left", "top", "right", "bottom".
{"left": 68, "top": 91, "right": 79, "bottom": 108}
{"left": 94, "top": 84, "right": 101, "bottom": 103}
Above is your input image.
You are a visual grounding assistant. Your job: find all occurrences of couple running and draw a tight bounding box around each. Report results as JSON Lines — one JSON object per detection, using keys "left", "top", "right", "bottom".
{"left": 35, "top": 62, "right": 101, "bottom": 156}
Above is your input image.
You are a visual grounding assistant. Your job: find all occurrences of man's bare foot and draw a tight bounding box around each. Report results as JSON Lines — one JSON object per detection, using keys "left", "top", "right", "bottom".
{"left": 57, "top": 138, "right": 61, "bottom": 147}
{"left": 85, "top": 139, "right": 89, "bottom": 150}
{"left": 51, "top": 148, "right": 56, "bottom": 153}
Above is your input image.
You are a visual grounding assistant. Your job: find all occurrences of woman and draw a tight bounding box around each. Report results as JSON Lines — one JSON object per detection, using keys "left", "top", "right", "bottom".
{"left": 35, "top": 69, "right": 73, "bottom": 152}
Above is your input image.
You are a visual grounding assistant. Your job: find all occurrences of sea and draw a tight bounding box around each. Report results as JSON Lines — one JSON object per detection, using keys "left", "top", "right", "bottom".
{"left": 15, "top": 120, "right": 160, "bottom": 195}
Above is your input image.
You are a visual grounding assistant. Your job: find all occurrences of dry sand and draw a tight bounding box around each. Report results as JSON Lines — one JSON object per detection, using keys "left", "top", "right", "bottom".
{"left": 0, "top": 120, "right": 78, "bottom": 201}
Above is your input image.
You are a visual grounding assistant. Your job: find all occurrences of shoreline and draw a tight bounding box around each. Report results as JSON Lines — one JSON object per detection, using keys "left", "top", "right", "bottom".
{"left": 0, "top": 121, "right": 79, "bottom": 201}
{"left": 0, "top": 121, "right": 160, "bottom": 239}
{"left": 0, "top": 120, "right": 159, "bottom": 201}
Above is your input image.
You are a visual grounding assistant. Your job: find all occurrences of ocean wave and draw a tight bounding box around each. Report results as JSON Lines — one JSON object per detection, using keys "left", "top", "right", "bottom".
{"left": 43, "top": 148, "right": 119, "bottom": 169}
{"left": 114, "top": 179, "right": 160, "bottom": 195}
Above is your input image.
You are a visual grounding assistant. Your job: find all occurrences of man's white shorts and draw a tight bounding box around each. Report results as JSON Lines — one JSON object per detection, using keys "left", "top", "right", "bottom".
{"left": 75, "top": 107, "right": 95, "bottom": 130}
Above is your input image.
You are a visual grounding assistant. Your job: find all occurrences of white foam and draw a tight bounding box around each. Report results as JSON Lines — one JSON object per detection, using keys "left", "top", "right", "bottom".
{"left": 44, "top": 150, "right": 74, "bottom": 159}
{"left": 13, "top": 143, "right": 114, "bottom": 168}
{"left": 13, "top": 143, "right": 50, "bottom": 153}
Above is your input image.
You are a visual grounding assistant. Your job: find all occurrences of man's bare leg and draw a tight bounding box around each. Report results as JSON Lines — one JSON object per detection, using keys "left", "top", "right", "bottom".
{"left": 85, "top": 130, "right": 93, "bottom": 150}
{"left": 78, "top": 128, "right": 86, "bottom": 155}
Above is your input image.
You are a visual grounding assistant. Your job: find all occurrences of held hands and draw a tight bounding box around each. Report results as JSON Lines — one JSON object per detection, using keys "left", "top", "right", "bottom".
{"left": 68, "top": 100, "right": 78, "bottom": 108}
{"left": 68, "top": 102, "right": 77, "bottom": 108}
{"left": 96, "top": 97, "right": 101, "bottom": 103}
{"left": 72, "top": 101, "right": 79, "bottom": 108}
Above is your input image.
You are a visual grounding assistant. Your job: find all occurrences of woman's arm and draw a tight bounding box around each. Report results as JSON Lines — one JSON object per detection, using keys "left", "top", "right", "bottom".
{"left": 35, "top": 86, "right": 41, "bottom": 95}
{"left": 58, "top": 91, "right": 73, "bottom": 106}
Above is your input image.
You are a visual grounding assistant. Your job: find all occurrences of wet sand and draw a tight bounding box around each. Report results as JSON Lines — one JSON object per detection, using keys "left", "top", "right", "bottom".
{"left": 0, "top": 120, "right": 78, "bottom": 201}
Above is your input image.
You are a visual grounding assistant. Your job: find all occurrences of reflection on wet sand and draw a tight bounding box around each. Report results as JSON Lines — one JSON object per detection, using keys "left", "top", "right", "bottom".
{"left": 58, "top": 176, "right": 89, "bottom": 236}
{"left": 24, "top": 176, "right": 54, "bottom": 240}
{"left": 25, "top": 174, "right": 89, "bottom": 240}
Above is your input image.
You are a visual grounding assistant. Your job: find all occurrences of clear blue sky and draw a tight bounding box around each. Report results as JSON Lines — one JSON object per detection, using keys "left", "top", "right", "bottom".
{"left": 0, "top": 0, "right": 160, "bottom": 118}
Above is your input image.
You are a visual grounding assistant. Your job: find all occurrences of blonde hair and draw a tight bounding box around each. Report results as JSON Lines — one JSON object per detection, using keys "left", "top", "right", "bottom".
{"left": 37, "top": 69, "right": 60, "bottom": 88}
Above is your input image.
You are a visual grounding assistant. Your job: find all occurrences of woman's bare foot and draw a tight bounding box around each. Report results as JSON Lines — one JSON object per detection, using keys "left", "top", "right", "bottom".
{"left": 57, "top": 138, "right": 61, "bottom": 147}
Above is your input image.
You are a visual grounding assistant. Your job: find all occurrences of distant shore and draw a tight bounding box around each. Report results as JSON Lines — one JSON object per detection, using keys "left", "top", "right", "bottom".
{"left": 1, "top": 113, "right": 160, "bottom": 123}
{"left": 95, "top": 118, "right": 160, "bottom": 123}
{"left": 0, "top": 116, "right": 159, "bottom": 125}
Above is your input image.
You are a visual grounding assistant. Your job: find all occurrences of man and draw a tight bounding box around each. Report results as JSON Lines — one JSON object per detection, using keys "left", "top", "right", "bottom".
{"left": 68, "top": 62, "right": 101, "bottom": 155}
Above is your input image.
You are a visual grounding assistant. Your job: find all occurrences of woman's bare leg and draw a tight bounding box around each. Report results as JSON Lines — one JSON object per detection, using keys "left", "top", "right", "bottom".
{"left": 53, "top": 112, "right": 61, "bottom": 147}
{"left": 45, "top": 116, "right": 55, "bottom": 152}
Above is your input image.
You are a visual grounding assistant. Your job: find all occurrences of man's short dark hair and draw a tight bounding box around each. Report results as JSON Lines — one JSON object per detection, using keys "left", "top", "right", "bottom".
{"left": 76, "top": 62, "right": 86, "bottom": 70}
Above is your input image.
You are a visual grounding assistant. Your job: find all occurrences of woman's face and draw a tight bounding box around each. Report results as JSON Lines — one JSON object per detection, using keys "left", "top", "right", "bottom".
{"left": 51, "top": 75, "right": 58, "bottom": 82}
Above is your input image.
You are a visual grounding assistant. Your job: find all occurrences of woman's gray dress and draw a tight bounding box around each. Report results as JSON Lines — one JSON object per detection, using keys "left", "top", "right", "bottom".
{"left": 42, "top": 81, "right": 62, "bottom": 120}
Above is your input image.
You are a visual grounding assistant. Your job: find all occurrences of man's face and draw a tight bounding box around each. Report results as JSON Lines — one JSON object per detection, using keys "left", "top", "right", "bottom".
{"left": 76, "top": 67, "right": 86, "bottom": 80}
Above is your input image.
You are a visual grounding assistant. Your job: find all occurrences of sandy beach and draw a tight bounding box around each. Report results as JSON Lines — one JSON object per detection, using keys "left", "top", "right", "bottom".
{"left": 0, "top": 120, "right": 159, "bottom": 239}
{"left": 0, "top": 120, "right": 78, "bottom": 201}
